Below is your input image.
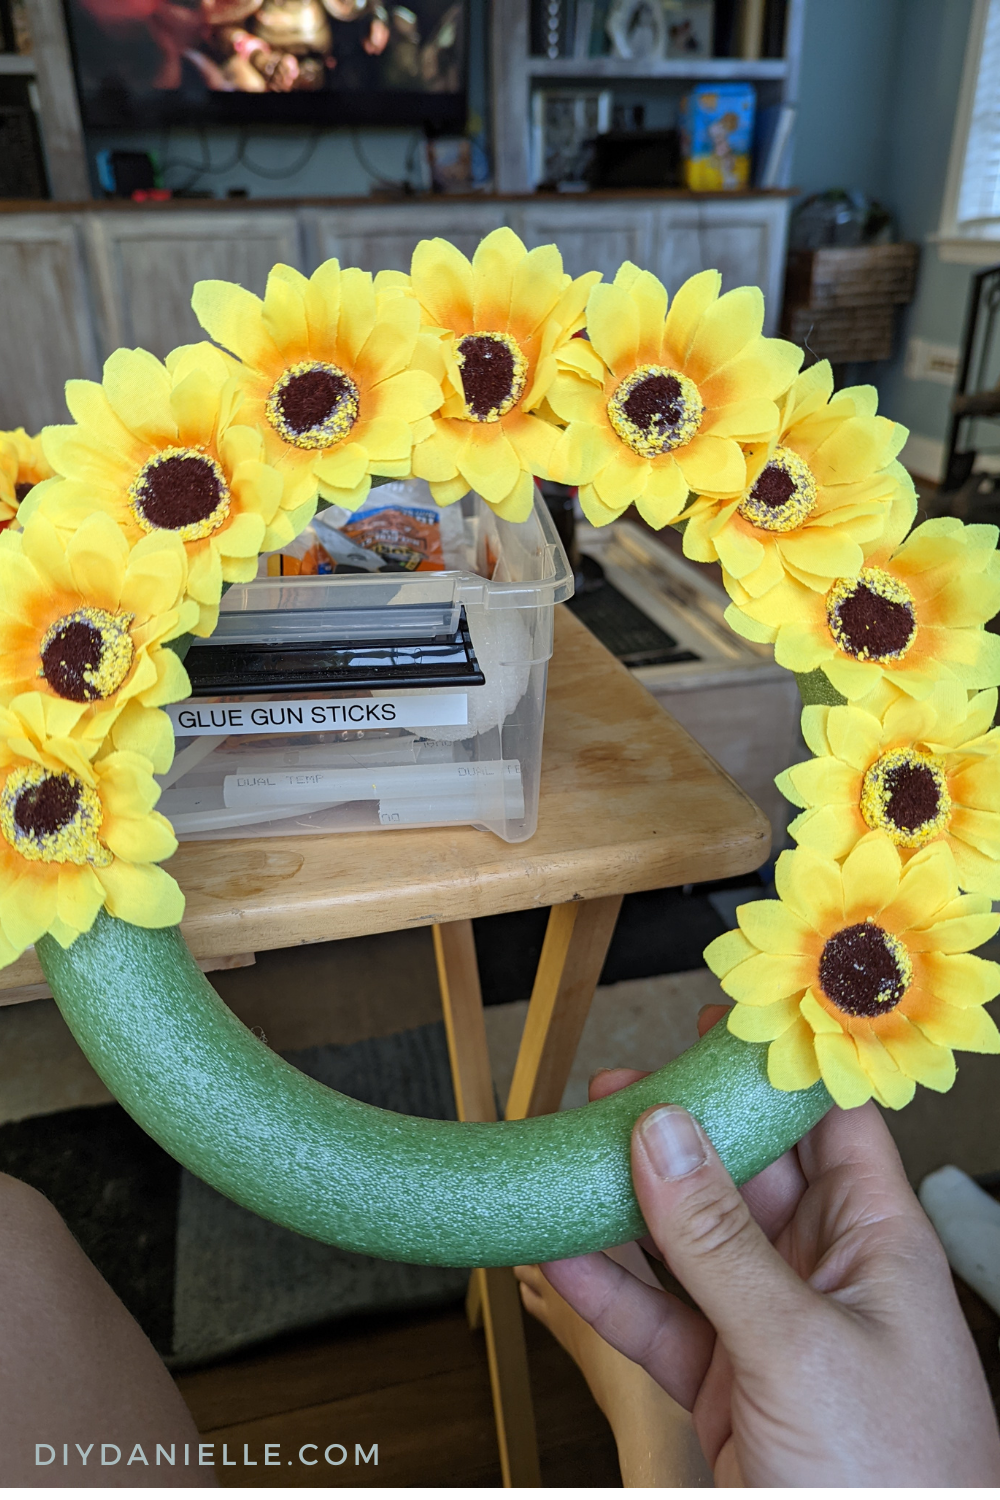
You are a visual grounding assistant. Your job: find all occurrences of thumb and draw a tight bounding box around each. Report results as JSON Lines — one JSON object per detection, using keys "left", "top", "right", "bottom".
{"left": 631, "top": 1105, "right": 812, "bottom": 1364}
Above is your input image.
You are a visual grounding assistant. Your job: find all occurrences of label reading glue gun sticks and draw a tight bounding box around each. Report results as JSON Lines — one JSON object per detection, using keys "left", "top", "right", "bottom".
{"left": 167, "top": 693, "right": 469, "bottom": 736}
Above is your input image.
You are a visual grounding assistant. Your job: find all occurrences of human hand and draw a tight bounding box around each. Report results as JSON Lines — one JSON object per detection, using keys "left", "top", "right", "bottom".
{"left": 537, "top": 1008, "right": 1000, "bottom": 1487}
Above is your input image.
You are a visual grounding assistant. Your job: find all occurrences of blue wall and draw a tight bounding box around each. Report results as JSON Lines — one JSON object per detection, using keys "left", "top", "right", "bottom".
{"left": 791, "top": 0, "right": 977, "bottom": 472}
{"left": 791, "top": 0, "right": 902, "bottom": 205}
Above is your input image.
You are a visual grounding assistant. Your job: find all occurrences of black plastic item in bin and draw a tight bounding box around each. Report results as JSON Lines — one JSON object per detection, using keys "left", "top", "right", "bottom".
{"left": 185, "top": 603, "right": 485, "bottom": 696}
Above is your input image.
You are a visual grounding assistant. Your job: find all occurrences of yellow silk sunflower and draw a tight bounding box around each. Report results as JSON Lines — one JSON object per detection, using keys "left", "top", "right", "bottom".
{"left": 682, "top": 361, "right": 907, "bottom": 597}
{"left": 777, "top": 684, "right": 1000, "bottom": 896}
{"left": 705, "top": 834, "right": 1000, "bottom": 1110}
{"left": 726, "top": 508, "right": 1000, "bottom": 701}
{"left": 24, "top": 345, "right": 287, "bottom": 637}
{"left": 405, "top": 227, "right": 600, "bottom": 521}
{"left": 545, "top": 264, "right": 802, "bottom": 528}
{"left": 0, "top": 427, "right": 54, "bottom": 526}
{"left": 0, "top": 692, "right": 183, "bottom": 967}
{"left": 190, "top": 260, "right": 443, "bottom": 514}
{"left": 0, "top": 510, "right": 196, "bottom": 774}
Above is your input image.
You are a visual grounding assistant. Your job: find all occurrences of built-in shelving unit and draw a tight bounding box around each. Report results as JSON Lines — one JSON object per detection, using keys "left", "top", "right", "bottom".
{"left": 491, "top": 0, "right": 805, "bottom": 195}
{"left": 526, "top": 56, "right": 789, "bottom": 81}
{"left": 0, "top": 52, "right": 36, "bottom": 74}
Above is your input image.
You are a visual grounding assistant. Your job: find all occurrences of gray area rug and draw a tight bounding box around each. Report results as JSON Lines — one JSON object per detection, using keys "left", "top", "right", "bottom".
{"left": 171, "top": 1021, "right": 468, "bottom": 1366}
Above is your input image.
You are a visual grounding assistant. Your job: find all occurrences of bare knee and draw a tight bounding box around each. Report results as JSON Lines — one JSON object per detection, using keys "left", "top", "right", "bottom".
{"left": 0, "top": 1173, "right": 74, "bottom": 1260}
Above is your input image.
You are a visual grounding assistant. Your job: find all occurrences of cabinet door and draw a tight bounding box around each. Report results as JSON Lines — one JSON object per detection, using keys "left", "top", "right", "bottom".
{"left": 653, "top": 199, "right": 791, "bottom": 334}
{"left": 510, "top": 202, "right": 656, "bottom": 283}
{"left": 644, "top": 201, "right": 706, "bottom": 297}
{"left": 0, "top": 214, "right": 99, "bottom": 429}
{"left": 302, "top": 203, "right": 508, "bottom": 277}
{"left": 84, "top": 211, "right": 302, "bottom": 360}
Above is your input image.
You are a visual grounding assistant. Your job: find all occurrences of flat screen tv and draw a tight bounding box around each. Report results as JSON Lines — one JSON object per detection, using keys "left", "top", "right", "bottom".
{"left": 64, "top": 0, "right": 466, "bottom": 130}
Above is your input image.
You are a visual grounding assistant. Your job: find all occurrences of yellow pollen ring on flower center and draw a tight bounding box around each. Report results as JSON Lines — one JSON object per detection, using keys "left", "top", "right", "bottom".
{"left": 0, "top": 764, "right": 111, "bottom": 867}
{"left": 737, "top": 446, "right": 818, "bottom": 533}
{"left": 607, "top": 365, "right": 704, "bottom": 459}
{"left": 455, "top": 332, "right": 528, "bottom": 423}
{"left": 38, "top": 606, "right": 135, "bottom": 704}
{"left": 860, "top": 747, "right": 952, "bottom": 849}
{"left": 826, "top": 566, "right": 917, "bottom": 664}
{"left": 265, "top": 359, "right": 361, "bottom": 450}
{"left": 128, "top": 447, "right": 231, "bottom": 543}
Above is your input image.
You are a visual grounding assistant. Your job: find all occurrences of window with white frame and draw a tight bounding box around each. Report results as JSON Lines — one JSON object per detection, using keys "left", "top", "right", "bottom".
{"left": 940, "top": 0, "right": 1000, "bottom": 251}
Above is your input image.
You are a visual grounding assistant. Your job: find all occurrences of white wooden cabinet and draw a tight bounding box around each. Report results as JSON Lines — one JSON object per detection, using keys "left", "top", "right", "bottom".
{"left": 649, "top": 197, "right": 789, "bottom": 330}
{"left": 301, "top": 201, "right": 506, "bottom": 276}
{"left": 511, "top": 200, "right": 658, "bottom": 284}
{"left": 83, "top": 210, "right": 302, "bottom": 360}
{"left": 0, "top": 214, "right": 99, "bottom": 428}
{"left": 0, "top": 192, "right": 790, "bottom": 431}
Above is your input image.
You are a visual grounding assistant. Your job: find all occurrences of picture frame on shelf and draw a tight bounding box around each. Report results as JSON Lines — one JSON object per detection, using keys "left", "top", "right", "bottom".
{"left": 663, "top": 0, "right": 714, "bottom": 59}
{"left": 605, "top": 0, "right": 667, "bottom": 59}
{"left": 531, "top": 87, "right": 612, "bottom": 190}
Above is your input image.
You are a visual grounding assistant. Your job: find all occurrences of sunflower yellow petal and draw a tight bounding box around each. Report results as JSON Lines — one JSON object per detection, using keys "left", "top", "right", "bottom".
{"left": 191, "top": 280, "right": 280, "bottom": 371}
{"left": 704, "top": 926, "right": 756, "bottom": 977}
{"left": 852, "top": 1029, "right": 916, "bottom": 1109}
{"left": 456, "top": 424, "right": 521, "bottom": 504}
{"left": 720, "top": 950, "right": 813, "bottom": 1006}
{"left": 814, "top": 1032, "right": 873, "bottom": 1107}
{"left": 96, "top": 859, "right": 185, "bottom": 927}
{"left": 879, "top": 1014, "right": 956, "bottom": 1090}
{"left": 411, "top": 237, "right": 474, "bottom": 332}
{"left": 799, "top": 987, "right": 843, "bottom": 1034}
{"left": 55, "top": 863, "right": 105, "bottom": 937}
{"left": 727, "top": 995, "right": 799, "bottom": 1042}
{"left": 786, "top": 755, "right": 861, "bottom": 807}
{"left": 663, "top": 269, "right": 722, "bottom": 360}
{"left": 774, "top": 845, "right": 844, "bottom": 928}
{"left": 907, "top": 995, "right": 1000, "bottom": 1053}
{"left": 841, "top": 833, "right": 902, "bottom": 921}
{"left": 102, "top": 348, "right": 175, "bottom": 447}
{"left": 766, "top": 1015, "right": 822, "bottom": 1091}
{"left": 471, "top": 226, "right": 523, "bottom": 331}
{"left": 736, "top": 898, "right": 815, "bottom": 955}
{"left": 674, "top": 434, "right": 745, "bottom": 496}
{"left": 586, "top": 281, "right": 639, "bottom": 375}
{"left": 110, "top": 702, "right": 175, "bottom": 774}
{"left": 880, "top": 842, "right": 957, "bottom": 931}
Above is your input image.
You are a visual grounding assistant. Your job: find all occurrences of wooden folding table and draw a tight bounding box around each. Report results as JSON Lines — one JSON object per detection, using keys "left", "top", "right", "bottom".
{"left": 0, "top": 607, "right": 768, "bottom": 1486}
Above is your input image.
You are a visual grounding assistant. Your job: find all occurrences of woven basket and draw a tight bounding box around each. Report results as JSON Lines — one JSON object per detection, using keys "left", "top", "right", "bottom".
{"left": 784, "top": 244, "right": 919, "bottom": 312}
{"left": 783, "top": 305, "right": 896, "bottom": 364}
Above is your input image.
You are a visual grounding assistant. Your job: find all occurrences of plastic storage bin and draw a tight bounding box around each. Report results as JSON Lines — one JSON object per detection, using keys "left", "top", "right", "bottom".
{"left": 159, "top": 490, "right": 574, "bottom": 844}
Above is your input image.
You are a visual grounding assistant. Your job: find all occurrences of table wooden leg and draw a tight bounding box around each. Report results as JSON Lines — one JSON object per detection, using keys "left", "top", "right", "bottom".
{"left": 433, "top": 920, "right": 541, "bottom": 1488}
{"left": 505, "top": 894, "right": 623, "bottom": 1121}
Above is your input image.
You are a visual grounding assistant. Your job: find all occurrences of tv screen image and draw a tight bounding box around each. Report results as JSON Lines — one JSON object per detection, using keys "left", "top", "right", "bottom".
{"left": 64, "top": 0, "right": 466, "bottom": 129}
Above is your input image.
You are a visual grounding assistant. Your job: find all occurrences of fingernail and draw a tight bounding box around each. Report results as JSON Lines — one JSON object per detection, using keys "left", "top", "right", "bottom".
{"left": 639, "top": 1106, "right": 708, "bottom": 1180}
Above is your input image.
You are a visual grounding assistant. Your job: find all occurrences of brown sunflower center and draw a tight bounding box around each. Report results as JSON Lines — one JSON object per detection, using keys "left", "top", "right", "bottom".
{"left": 39, "top": 607, "right": 135, "bottom": 704}
{"left": 14, "top": 482, "right": 34, "bottom": 503}
{"left": 818, "top": 921, "right": 912, "bottom": 1018}
{"left": 128, "top": 448, "right": 232, "bottom": 543}
{"left": 860, "top": 748, "right": 951, "bottom": 848}
{"left": 455, "top": 332, "right": 527, "bottom": 422}
{"left": 826, "top": 567, "right": 917, "bottom": 663}
{"left": 0, "top": 765, "right": 111, "bottom": 866}
{"left": 265, "top": 360, "right": 360, "bottom": 450}
{"left": 737, "top": 446, "right": 818, "bottom": 533}
{"left": 607, "top": 364, "right": 704, "bottom": 458}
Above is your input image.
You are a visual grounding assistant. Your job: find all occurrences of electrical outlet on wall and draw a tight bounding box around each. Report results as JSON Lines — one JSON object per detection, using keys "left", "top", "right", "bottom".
{"left": 905, "top": 337, "right": 960, "bottom": 385}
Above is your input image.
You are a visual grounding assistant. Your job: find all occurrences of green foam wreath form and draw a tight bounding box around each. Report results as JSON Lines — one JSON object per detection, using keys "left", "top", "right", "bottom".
{"left": 38, "top": 912, "right": 831, "bottom": 1267}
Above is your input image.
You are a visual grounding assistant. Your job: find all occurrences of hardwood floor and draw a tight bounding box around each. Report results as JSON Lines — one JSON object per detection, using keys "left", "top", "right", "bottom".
{"left": 176, "top": 1300, "right": 623, "bottom": 1488}
{"left": 174, "top": 1258, "right": 1000, "bottom": 1489}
